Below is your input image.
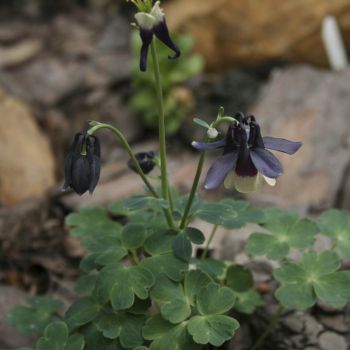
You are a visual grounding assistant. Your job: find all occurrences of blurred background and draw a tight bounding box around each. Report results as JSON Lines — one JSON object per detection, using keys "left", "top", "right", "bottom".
{"left": 1, "top": 0, "right": 350, "bottom": 348}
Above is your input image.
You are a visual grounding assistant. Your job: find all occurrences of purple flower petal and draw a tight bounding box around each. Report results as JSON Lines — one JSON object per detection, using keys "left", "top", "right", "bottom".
{"left": 204, "top": 152, "right": 239, "bottom": 190}
{"left": 139, "top": 28, "right": 153, "bottom": 72}
{"left": 153, "top": 20, "right": 180, "bottom": 60}
{"left": 250, "top": 148, "right": 283, "bottom": 178}
{"left": 192, "top": 139, "right": 226, "bottom": 151}
{"left": 263, "top": 137, "right": 302, "bottom": 155}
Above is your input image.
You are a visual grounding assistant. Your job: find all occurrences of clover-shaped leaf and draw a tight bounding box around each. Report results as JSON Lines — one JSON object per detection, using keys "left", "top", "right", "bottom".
{"left": 184, "top": 270, "right": 212, "bottom": 306}
{"left": 318, "top": 209, "right": 350, "bottom": 259}
{"left": 225, "top": 265, "right": 254, "bottom": 293}
{"left": 6, "top": 296, "right": 63, "bottom": 336}
{"left": 187, "top": 315, "right": 239, "bottom": 347}
{"left": 37, "top": 321, "right": 85, "bottom": 350}
{"left": 123, "top": 195, "right": 169, "bottom": 210}
{"left": 246, "top": 211, "right": 318, "bottom": 260}
{"left": 274, "top": 251, "right": 350, "bottom": 309}
{"left": 65, "top": 297, "right": 101, "bottom": 329}
{"left": 172, "top": 228, "right": 205, "bottom": 262}
{"left": 143, "top": 315, "right": 200, "bottom": 350}
{"left": 151, "top": 274, "right": 191, "bottom": 324}
{"left": 197, "top": 199, "right": 264, "bottom": 229}
{"left": 193, "top": 258, "right": 227, "bottom": 281}
{"left": 196, "top": 283, "right": 236, "bottom": 315}
{"left": 95, "top": 263, "right": 154, "bottom": 310}
{"left": 94, "top": 311, "right": 146, "bottom": 348}
{"left": 75, "top": 274, "right": 98, "bottom": 296}
{"left": 151, "top": 271, "right": 211, "bottom": 324}
{"left": 141, "top": 230, "right": 188, "bottom": 281}
{"left": 121, "top": 223, "right": 147, "bottom": 250}
{"left": 187, "top": 283, "right": 239, "bottom": 346}
{"left": 82, "top": 323, "right": 123, "bottom": 350}
{"left": 232, "top": 289, "right": 265, "bottom": 314}
{"left": 83, "top": 234, "right": 127, "bottom": 266}
{"left": 66, "top": 206, "right": 122, "bottom": 238}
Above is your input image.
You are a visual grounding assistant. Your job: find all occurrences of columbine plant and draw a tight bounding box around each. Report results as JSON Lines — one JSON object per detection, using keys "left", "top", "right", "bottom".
{"left": 7, "top": 1, "right": 350, "bottom": 350}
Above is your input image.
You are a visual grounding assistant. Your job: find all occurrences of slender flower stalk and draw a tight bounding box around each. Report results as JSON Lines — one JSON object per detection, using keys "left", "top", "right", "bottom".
{"left": 150, "top": 40, "right": 175, "bottom": 218}
{"left": 200, "top": 224, "right": 218, "bottom": 259}
{"left": 87, "top": 123, "right": 174, "bottom": 227}
{"left": 180, "top": 151, "right": 206, "bottom": 229}
{"left": 251, "top": 305, "right": 285, "bottom": 350}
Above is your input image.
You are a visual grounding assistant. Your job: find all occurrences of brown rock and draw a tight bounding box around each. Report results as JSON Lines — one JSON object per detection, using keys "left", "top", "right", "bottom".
{"left": 164, "top": 0, "right": 350, "bottom": 71}
{"left": 0, "top": 90, "right": 55, "bottom": 206}
{"left": 247, "top": 65, "right": 350, "bottom": 210}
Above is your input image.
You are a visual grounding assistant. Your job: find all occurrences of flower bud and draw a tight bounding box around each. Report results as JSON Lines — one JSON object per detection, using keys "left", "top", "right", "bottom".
{"left": 207, "top": 127, "right": 219, "bottom": 139}
{"left": 63, "top": 132, "right": 101, "bottom": 195}
{"left": 128, "top": 152, "right": 155, "bottom": 174}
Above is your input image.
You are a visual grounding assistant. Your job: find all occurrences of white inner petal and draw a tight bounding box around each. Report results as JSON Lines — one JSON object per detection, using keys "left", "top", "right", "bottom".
{"left": 150, "top": 1, "right": 165, "bottom": 24}
{"left": 135, "top": 12, "right": 156, "bottom": 30}
{"left": 262, "top": 175, "right": 277, "bottom": 187}
{"left": 228, "top": 172, "right": 263, "bottom": 193}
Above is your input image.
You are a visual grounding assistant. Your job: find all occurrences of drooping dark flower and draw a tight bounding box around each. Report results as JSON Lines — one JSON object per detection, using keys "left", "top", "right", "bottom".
{"left": 128, "top": 151, "right": 155, "bottom": 174}
{"left": 135, "top": 1, "right": 180, "bottom": 71}
{"left": 192, "top": 113, "right": 302, "bottom": 193}
{"left": 63, "top": 132, "right": 101, "bottom": 195}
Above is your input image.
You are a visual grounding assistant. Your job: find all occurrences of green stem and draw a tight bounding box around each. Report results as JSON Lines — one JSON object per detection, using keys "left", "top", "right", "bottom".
{"left": 150, "top": 41, "right": 175, "bottom": 220}
{"left": 200, "top": 224, "right": 218, "bottom": 260}
{"left": 180, "top": 151, "right": 206, "bottom": 229}
{"left": 129, "top": 249, "right": 140, "bottom": 265}
{"left": 251, "top": 305, "right": 285, "bottom": 350}
{"left": 88, "top": 123, "right": 174, "bottom": 227}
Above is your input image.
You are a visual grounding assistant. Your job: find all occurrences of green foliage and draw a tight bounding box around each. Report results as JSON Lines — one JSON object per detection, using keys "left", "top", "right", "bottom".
{"left": 274, "top": 251, "right": 350, "bottom": 309}
{"left": 95, "top": 263, "right": 154, "bottom": 310}
{"left": 246, "top": 209, "right": 318, "bottom": 260}
{"left": 37, "top": 321, "right": 84, "bottom": 350}
{"left": 9, "top": 195, "right": 350, "bottom": 349}
{"left": 6, "top": 296, "right": 63, "bottom": 336}
{"left": 318, "top": 209, "right": 350, "bottom": 259}
{"left": 197, "top": 198, "right": 264, "bottom": 229}
{"left": 130, "top": 32, "right": 204, "bottom": 134}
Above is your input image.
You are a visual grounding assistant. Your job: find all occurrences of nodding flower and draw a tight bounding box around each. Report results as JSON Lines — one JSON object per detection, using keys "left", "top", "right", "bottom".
{"left": 128, "top": 151, "right": 156, "bottom": 174}
{"left": 63, "top": 132, "right": 101, "bottom": 195}
{"left": 192, "top": 112, "right": 302, "bottom": 193}
{"left": 134, "top": 1, "right": 180, "bottom": 71}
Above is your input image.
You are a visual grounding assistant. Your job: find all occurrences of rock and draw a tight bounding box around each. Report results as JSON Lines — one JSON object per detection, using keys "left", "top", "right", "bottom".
{"left": 0, "top": 286, "right": 36, "bottom": 349}
{"left": 318, "top": 314, "right": 350, "bottom": 333}
{"left": 0, "top": 39, "right": 42, "bottom": 68}
{"left": 282, "top": 313, "right": 305, "bottom": 334}
{"left": 12, "top": 58, "right": 84, "bottom": 105}
{"left": 319, "top": 331, "right": 348, "bottom": 350}
{"left": 164, "top": 0, "right": 350, "bottom": 71}
{"left": 304, "top": 314, "right": 324, "bottom": 344}
{"left": 0, "top": 90, "right": 55, "bottom": 206}
{"left": 247, "top": 65, "right": 350, "bottom": 210}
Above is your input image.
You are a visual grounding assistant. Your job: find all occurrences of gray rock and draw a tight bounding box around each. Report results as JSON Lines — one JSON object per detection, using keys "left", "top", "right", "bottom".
{"left": 282, "top": 313, "right": 305, "bottom": 333}
{"left": 304, "top": 314, "right": 324, "bottom": 344}
{"left": 319, "top": 331, "right": 348, "bottom": 350}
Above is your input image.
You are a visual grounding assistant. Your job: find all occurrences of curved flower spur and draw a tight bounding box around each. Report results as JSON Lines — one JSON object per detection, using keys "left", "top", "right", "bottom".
{"left": 192, "top": 112, "right": 302, "bottom": 193}
{"left": 133, "top": 0, "right": 180, "bottom": 71}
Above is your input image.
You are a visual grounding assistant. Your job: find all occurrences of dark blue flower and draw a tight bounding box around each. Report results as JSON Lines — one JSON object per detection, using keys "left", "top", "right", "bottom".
{"left": 128, "top": 151, "right": 155, "bottom": 174}
{"left": 63, "top": 132, "right": 101, "bottom": 195}
{"left": 135, "top": 1, "right": 180, "bottom": 71}
{"left": 192, "top": 113, "right": 302, "bottom": 193}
